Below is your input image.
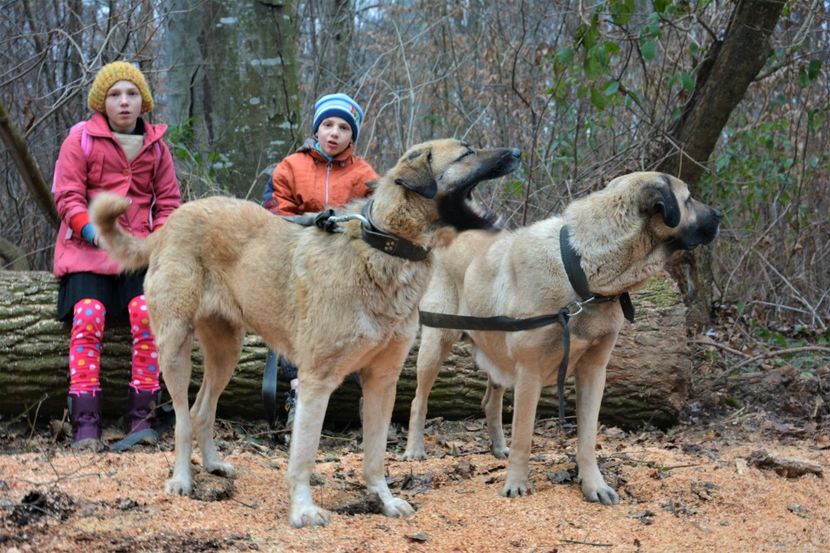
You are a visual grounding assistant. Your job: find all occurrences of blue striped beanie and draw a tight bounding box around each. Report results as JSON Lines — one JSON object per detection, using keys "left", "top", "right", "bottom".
{"left": 312, "top": 93, "right": 364, "bottom": 143}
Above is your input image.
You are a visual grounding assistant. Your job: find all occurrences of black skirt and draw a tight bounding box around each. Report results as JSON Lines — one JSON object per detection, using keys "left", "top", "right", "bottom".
{"left": 56, "top": 270, "right": 147, "bottom": 323}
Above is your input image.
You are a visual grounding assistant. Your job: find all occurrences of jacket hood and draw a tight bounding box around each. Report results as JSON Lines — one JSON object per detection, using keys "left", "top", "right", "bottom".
{"left": 298, "top": 138, "right": 355, "bottom": 165}
{"left": 85, "top": 112, "right": 168, "bottom": 145}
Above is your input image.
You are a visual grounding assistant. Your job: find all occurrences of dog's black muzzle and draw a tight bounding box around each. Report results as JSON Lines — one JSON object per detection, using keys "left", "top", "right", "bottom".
{"left": 438, "top": 148, "right": 521, "bottom": 231}
{"left": 667, "top": 208, "right": 721, "bottom": 252}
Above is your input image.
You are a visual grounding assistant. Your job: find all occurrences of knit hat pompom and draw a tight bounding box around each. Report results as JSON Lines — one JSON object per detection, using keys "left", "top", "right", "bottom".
{"left": 312, "top": 93, "right": 364, "bottom": 143}
{"left": 87, "top": 61, "right": 154, "bottom": 114}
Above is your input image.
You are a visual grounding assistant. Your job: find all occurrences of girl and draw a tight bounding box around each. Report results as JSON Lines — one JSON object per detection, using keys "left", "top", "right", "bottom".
{"left": 52, "top": 61, "right": 181, "bottom": 450}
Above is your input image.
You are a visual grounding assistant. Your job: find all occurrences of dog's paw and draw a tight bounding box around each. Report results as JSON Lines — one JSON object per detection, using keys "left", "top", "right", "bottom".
{"left": 382, "top": 497, "right": 415, "bottom": 518}
{"left": 205, "top": 460, "right": 236, "bottom": 479}
{"left": 501, "top": 479, "right": 532, "bottom": 498}
{"left": 289, "top": 504, "right": 331, "bottom": 528}
{"left": 164, "top": 477, "right": 193, "bottom": 496}
{"left": 401, "top": 446, "right": 427, "bottom": 461}
{"left": 490, "top": 445, "right": 510, "bottom": 460}
{"left": 581, "top": 481, "right": 619, "bottom": 505}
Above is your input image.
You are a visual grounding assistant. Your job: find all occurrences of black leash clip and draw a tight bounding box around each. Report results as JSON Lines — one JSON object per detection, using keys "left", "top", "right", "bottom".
{"left": 312, "top": 209, "right": 341, "bottom": 233}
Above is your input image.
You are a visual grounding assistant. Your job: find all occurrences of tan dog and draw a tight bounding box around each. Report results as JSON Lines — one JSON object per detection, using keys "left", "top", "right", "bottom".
{"left": 404, "top": 172, "right": 719, "bottom": 504}
{"left": 90, "top": 139, "right": 520, "bottom": 527}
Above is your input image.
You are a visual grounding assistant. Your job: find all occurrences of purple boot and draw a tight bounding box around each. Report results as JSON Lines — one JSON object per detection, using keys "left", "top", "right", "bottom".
{"left": 69, "top": 392, "right": 104, "bottom": 451}
{"left": 126, "top": 389, "right": 159, "bottom": 445}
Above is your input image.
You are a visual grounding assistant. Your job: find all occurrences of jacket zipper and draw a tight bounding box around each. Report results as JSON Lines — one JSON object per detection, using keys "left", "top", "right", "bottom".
{"left": 324, "top": 162, "right": 331, "bottom": 208}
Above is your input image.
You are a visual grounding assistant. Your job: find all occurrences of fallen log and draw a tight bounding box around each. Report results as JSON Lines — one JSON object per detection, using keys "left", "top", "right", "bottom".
{"left": 0, "top": 270, "right": 691, "bottom": 428}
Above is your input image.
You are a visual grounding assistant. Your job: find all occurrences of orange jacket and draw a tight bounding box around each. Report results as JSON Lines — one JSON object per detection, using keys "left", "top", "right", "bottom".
{"left": 264, "top": 141, "right": 378, "bottom": 215}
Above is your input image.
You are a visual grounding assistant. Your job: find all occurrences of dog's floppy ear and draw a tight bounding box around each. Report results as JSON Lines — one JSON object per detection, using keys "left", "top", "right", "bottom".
{"left": 394, "top": 148, "right": 437, "bottom": 199}
{"left": 641, "top": 175, "right": 681, "bottom": 228}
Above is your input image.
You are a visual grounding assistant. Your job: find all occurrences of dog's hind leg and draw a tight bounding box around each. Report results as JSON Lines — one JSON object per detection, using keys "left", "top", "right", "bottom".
{"left": 191, "top": 317, "right": 244, "bottom": 478}
{"left": 361, "top": 358, "right": 415, "bottom": 519}
{"left": 403, "top": 327, "right": 461, "bottom": 460}
{"left": 574, "top": 335, "right": 619, "bottom": 505}
{"left": 482, "top": 374, "right": 509, "bottom": 459}
{"left": 287, "top": 375, "right": 338, "bottom": 528}
{"left": 157, "top": 321, "right": 196, "bottom": 496}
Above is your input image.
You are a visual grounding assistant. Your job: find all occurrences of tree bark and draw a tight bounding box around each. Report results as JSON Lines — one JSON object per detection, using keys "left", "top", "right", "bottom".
{"left": 0, "top": 271, "right": 690, "bottom": 429}
{"left": 0, "top": 100, "right": 59, "bottom": 229}
{"left": 161, "top": 0, "right": 301, "bottom": 198}
{"left": 654, "top": 0, "right": 784, "bottom": 324}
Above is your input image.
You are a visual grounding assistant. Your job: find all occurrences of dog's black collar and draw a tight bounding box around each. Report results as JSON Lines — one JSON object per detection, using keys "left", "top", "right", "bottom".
{"left": 559, "top": 225, "right": 635, "bottom": 323}
{"left": 359, "top": 201, "right": 431, "bottom": 261}
{"left": 281, "top": 201, "right": 430, "bottom": 262}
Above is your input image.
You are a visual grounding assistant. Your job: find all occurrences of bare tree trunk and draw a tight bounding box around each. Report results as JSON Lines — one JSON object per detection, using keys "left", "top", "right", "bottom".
{"left": 0, "top": 101, "right": 59, "bottom": 229}
{"left": 0, "top": 271, "right": 691, "bottom": 429}
{"left": 161, "top": 0, "right": 302, "bottom": 198}
{"left": 654, "top": 0, "right": 784, "bottom": 324}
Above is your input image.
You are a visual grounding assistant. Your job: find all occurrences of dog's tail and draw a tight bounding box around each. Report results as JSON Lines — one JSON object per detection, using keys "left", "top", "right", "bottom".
{"left": 89, "top": 193, "right": 151, "bottom": 270}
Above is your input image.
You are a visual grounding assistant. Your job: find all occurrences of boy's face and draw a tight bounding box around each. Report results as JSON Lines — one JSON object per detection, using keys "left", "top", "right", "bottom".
{"left": 316, "top": 116, "right": 353, "bottom": 157}
{"left": 105, "top": 80, "right": 142, "bottom": 133}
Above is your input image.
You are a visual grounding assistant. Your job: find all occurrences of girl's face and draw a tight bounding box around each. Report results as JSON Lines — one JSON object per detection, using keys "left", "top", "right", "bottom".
{"left": 316, "top": 116, "right": 353, "bottom": 157}
{"left": 105, "top": 80, "right": 142, "bottom": 133}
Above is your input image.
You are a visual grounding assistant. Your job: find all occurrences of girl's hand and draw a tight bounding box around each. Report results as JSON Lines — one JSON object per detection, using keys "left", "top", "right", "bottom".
{"left": 81, "top": 224, "right": 100, "bottom": 247}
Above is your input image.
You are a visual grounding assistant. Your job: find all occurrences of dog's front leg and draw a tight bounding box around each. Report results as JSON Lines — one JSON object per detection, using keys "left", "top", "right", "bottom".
{"left": 287, "top": 378, "right": 336, "bottom": 528}
{"left": 574, "top": 335, "right": 619, "bottom": 505}
{"left": 502, "top": 368, "right": 543, "bottom": 497}
{"left": 361, "top": 367, "right": 415, "bottom": 518}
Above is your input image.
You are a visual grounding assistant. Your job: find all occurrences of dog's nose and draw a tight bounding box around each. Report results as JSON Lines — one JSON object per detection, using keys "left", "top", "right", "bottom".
{"left": 712, "top": 208, "right": 722, "bottom": 224}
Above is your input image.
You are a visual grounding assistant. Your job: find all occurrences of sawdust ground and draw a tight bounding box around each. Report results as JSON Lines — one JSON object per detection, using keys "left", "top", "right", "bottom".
{"left": 0, "top": 410, "right": 827, "bottom": 553}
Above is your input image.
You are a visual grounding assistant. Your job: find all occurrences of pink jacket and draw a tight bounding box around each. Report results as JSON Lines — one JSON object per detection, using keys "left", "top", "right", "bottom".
{"left": 52, "top": 112, "right": 181, "bottom": 277}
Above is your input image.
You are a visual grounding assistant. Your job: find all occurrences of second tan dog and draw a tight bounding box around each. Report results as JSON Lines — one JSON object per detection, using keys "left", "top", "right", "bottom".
{"left": 404, "top": 172, "right": 719, "bottom": 504}
{"left": 91, "top": 139, "right": 520, "bottom": 527}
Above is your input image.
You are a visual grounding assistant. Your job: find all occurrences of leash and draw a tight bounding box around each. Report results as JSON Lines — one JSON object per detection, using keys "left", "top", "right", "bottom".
{"left": 419, "top": 224, "right": 635, "bottom": 429}
{"left": 281, "top": 200, "right": 430, "bottom": 261}
{"left": 110, "top": 401, "right": 175, "bottom": 452}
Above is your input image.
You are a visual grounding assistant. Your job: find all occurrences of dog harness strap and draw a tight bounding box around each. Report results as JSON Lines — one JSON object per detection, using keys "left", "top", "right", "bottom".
{"left": 419, "top": 308, "right": 572, "bottom": 429}
{"left": 619, "top": 292, "right": 635, "bottom": 323}
{"left": 560, "top": 225, "right": 635, "bottom": 323}
{"left": 557, "top": 309, "right": 571, "bottom": 428}
{"left": 560, "top": 225, "right": 592, "bottom": 300}
{"left": 419, "top": 311, "right": 560, "bottom": 331}
{"left": 360, "top": 201, "right": 431, "bottom": 261}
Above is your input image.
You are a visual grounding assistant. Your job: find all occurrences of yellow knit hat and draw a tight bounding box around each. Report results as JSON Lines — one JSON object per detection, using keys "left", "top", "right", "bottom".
{"left": 87, "top": 61, "right": 154, "bottom": 114}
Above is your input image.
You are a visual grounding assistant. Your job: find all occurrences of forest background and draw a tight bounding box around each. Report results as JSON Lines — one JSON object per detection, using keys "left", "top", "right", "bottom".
{"left": 1, "top": 0, "right": 828, "bottom": 413}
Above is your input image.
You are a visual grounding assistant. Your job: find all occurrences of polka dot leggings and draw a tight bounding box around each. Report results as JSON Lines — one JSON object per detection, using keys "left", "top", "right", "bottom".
{"left": 68, "top": 295, "right": 160, "bottom": 396}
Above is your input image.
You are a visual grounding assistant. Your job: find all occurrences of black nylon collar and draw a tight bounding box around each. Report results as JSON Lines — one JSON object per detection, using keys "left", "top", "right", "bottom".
{"left": 359, "top": 201, "right": 430, "bottom": 261}
{"left": 559, "top": 225, "right": 635, "bottom": 322}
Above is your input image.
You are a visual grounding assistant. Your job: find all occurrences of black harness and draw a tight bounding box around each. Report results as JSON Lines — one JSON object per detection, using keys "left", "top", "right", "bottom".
{"left": 419, "top": 225, "right": 635, "bottom": 428}
{"left": 283, "top": 200, "right": 430, "bottom": 261}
